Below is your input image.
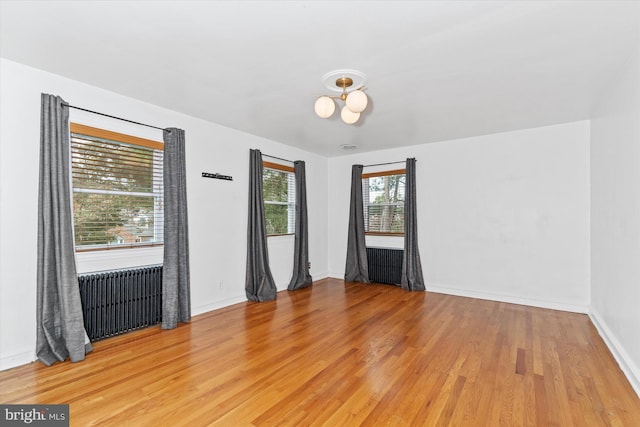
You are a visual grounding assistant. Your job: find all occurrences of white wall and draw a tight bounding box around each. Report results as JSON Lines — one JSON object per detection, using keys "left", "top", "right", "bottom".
{"left": 328, "top": 121, "right": 591, "bottom": 311}
{"left": 0, "top": 59, "right": 328, "bottom": 370}
{"left": 590, "top": 51, "right": 640, "bottom": 395}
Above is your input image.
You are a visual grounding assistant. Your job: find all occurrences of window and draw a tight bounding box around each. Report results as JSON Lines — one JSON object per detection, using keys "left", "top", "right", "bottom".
{"left": 262, "top": 161, "right": 295, "bottom": 236}
{"left": 70, "top": 123, "right": 164, "bottom": 251}
{"left": 362, "top": 169, "right": 406, "bottom": 234}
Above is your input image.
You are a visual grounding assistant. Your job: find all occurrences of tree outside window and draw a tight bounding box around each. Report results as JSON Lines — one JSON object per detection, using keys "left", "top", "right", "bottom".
{"left": 263, "top": 163, "right": 295, "bottom": 236}
{"left": 70, "top": 124, "right": 164, "bottom": 250}
{"left": 363, "top": 170, "right": 405, "bottom": 234}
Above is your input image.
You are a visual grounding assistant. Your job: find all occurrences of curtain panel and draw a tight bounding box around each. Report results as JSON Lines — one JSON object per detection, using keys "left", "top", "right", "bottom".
{"left": 288, "top": 160, "right": 313, "bottom": 290}
{"left": 37, "top": 93, "right": 92, "bottom": 365}
{"left": 400, "top": 158, "right": 426, "bottom": 291}
{"left": 345, "top": 164, "right": 370, "bottom": 283}
{"left": 245, "top": 149, "right": 277, "bottom": 301}
{"left": 162, "top": 127, "right": 192, "bottom": 329}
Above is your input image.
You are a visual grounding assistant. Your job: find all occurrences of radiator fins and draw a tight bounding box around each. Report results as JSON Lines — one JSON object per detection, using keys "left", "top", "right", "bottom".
{"left": 78, "top": 265, "right": 163, "bottom": 341}
{"left": 366, "top": 247, "right": 403, "bottom": 285}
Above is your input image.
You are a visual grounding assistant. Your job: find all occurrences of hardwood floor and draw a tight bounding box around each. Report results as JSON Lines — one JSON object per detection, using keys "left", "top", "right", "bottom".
{"left": 1, "top": 278, "right": 639, "bottom": 426}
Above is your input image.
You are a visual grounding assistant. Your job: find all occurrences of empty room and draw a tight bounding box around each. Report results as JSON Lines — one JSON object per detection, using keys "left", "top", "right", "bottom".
{"left": 1, "top": 1, "right": 639, "bottom": 425}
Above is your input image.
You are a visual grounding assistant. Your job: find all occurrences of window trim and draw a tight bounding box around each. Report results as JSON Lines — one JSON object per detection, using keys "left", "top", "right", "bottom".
{"left": 75, "top": 242, "right": 164, "bottom": 253}
{"left": 70, "top": 123, "right": 164, "bottom": 150}
{"left": 362, "top": 168, "right": 405, "bottom": 179}
{"left": 70, "top": 122, "right": 165, "bottom": 252}
{"left": 263, "top": 160, "right": 294, "bottom": 173}
{"left": 362, "top": 168, "right": 406, "bottom": 236}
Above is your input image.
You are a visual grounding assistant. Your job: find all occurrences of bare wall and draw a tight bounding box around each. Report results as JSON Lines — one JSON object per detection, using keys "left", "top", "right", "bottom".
{"left": 590, "top": 51, "right": 640, "bottom": 395}
{"left": 327, "top": 121, "right": 591, "bottom": 312}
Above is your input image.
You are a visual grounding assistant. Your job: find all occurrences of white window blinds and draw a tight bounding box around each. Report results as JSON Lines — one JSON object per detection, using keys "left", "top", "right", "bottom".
{"left": 263, "top": 161, "right": 296, "bottom": 236}
{"left": 362, "top": 169, "right": 406, "bottom": 234}
{"left": 70, "top": 123, "right": 164, "bottom": 251}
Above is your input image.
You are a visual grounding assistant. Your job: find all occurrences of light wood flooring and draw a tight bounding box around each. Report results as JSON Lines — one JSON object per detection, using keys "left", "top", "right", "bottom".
{"left": 1, "top": 278, "right": 639, "bottom": 426}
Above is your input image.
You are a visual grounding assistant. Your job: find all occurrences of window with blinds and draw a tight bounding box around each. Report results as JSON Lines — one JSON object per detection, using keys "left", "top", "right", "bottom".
{"left": 70, "top": 123, "right": 164, "bottom": 251}
{"left": 362, "top": 169, "right": 406, "bottom": 234}
{"left": 263, "top": 161, "right": 295, "bottom": 236}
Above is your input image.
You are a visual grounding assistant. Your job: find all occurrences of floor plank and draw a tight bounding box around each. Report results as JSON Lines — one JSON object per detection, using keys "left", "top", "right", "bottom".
{"left": 1, "top": 278, "right": 639, "bottom": 426}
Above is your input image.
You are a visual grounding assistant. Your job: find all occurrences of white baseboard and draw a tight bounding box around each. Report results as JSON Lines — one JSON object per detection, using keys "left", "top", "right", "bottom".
{"left": 193, "top": 273, "right": 332, "bottom": 317}
{"left": 0, "top": 351, "right": 36, "bottom": 372}
{"left": 312, "top": 272, "right": 330, "bottom": 281}
{"left": 191, "top": 294, "right": 248, "bottom": 317}
{"left": 589, "top": 309, "right": 640, "bottom": 398}
{"left": 329, "top": 275, "right": 588, "bottom": 313}
{"left": 426, "top": 282, "right": 589, "bottom": 313}
{"left": 327, "top": 276, "right": 588, "bottom": 315}
{"left": 276, "top": 272, "right": 330, "bottom": 291}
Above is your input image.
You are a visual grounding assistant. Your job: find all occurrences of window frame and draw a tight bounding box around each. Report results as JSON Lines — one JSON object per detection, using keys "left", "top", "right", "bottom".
{"left": 70, "top": 123, "right": 165, "bottom": 252}
{"left": 362, "top": 168, "right": 406, "bottom": 236}
{"left": 262, "top": 161, "right": 296, "bottom": 237}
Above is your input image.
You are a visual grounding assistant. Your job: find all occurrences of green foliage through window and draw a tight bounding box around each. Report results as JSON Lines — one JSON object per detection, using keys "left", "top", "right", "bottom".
{"left": 263, "top": 166, "right": 295, "bottom": 235}
{"left": 363, "top": 173, "right": 405, "bottom": 233}
{"left": 71, "top": 132, "right": 164, "bottom": 249}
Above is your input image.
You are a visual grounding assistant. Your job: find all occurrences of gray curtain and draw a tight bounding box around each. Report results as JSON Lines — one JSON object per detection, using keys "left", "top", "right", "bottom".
{"left": 246, "top": 149, "right": 277, "bottom": 301}
{"left": 401, "top": 158, "right": 426, "bottom": 291}
{"left": 37, "top": 93, "right": 92, "bottom": 365}
{"left": 288, "top": 160, "right": 312, "bottom": 290}
{"left": 345, "top": 165, "right": 370, "bottom": 283}
{"left": 162, "top": 128, "right": 191, "bottom": 329}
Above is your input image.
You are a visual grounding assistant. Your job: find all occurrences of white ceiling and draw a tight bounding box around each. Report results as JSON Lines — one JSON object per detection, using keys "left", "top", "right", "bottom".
{"left": 1, "top": 1, "right": 639, "bottom": 156}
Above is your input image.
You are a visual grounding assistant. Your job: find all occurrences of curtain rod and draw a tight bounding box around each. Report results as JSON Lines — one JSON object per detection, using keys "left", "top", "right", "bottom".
{"left": 262, "top": 153, "right": 295, "bottom": 163}
{"left": 363, "top": 158, "right": 414, "bottom": 168}
{"left": 63, "top": 104, "right": 166, "bottom": 131}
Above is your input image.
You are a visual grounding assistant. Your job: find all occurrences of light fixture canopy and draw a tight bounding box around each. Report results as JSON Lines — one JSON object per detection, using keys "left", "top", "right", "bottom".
{"left": 314, "top": 69, "right": 369, "bottom": 124}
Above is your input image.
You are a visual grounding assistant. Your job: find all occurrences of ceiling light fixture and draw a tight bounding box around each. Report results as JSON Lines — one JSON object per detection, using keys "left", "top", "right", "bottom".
{"left": 314, "top": 69, "right": 369, "bottom": 125}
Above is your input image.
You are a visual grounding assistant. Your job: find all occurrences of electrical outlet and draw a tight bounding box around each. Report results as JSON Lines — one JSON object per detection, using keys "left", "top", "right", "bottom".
{"left": 307, "top": 262, "right": 311, "bottom": 269}
{"left": 217, "top": 280, "right": 223, "bottom": 289}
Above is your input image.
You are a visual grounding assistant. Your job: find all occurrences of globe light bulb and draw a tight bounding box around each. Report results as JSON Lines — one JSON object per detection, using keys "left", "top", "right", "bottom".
{"left": 345, "top": 90, "right": 368, "bottom": 113}
{"left": 341, "top": 106, "right": 360, "bottom": 124}
{"left": 314, "top": 96, "right": 335, "bottom": 118}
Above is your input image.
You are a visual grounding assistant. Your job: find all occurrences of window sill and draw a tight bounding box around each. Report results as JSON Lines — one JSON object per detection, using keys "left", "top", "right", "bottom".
{"left": 365, "top": 234, "right": 404, "bottom": 250}
{"left": 75, "top": 245, "right": 163, "bottom": 274}
{"left": 75, "top": 243, "right": 164, "bottom": 253}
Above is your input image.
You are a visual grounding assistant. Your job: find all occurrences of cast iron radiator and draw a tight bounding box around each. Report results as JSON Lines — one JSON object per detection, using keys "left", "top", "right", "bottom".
{"left": 366, "top": 247, "right": 404, "bottom": 285}
{"left": 78, "top": 265, "right": 163, "bottom": 341}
